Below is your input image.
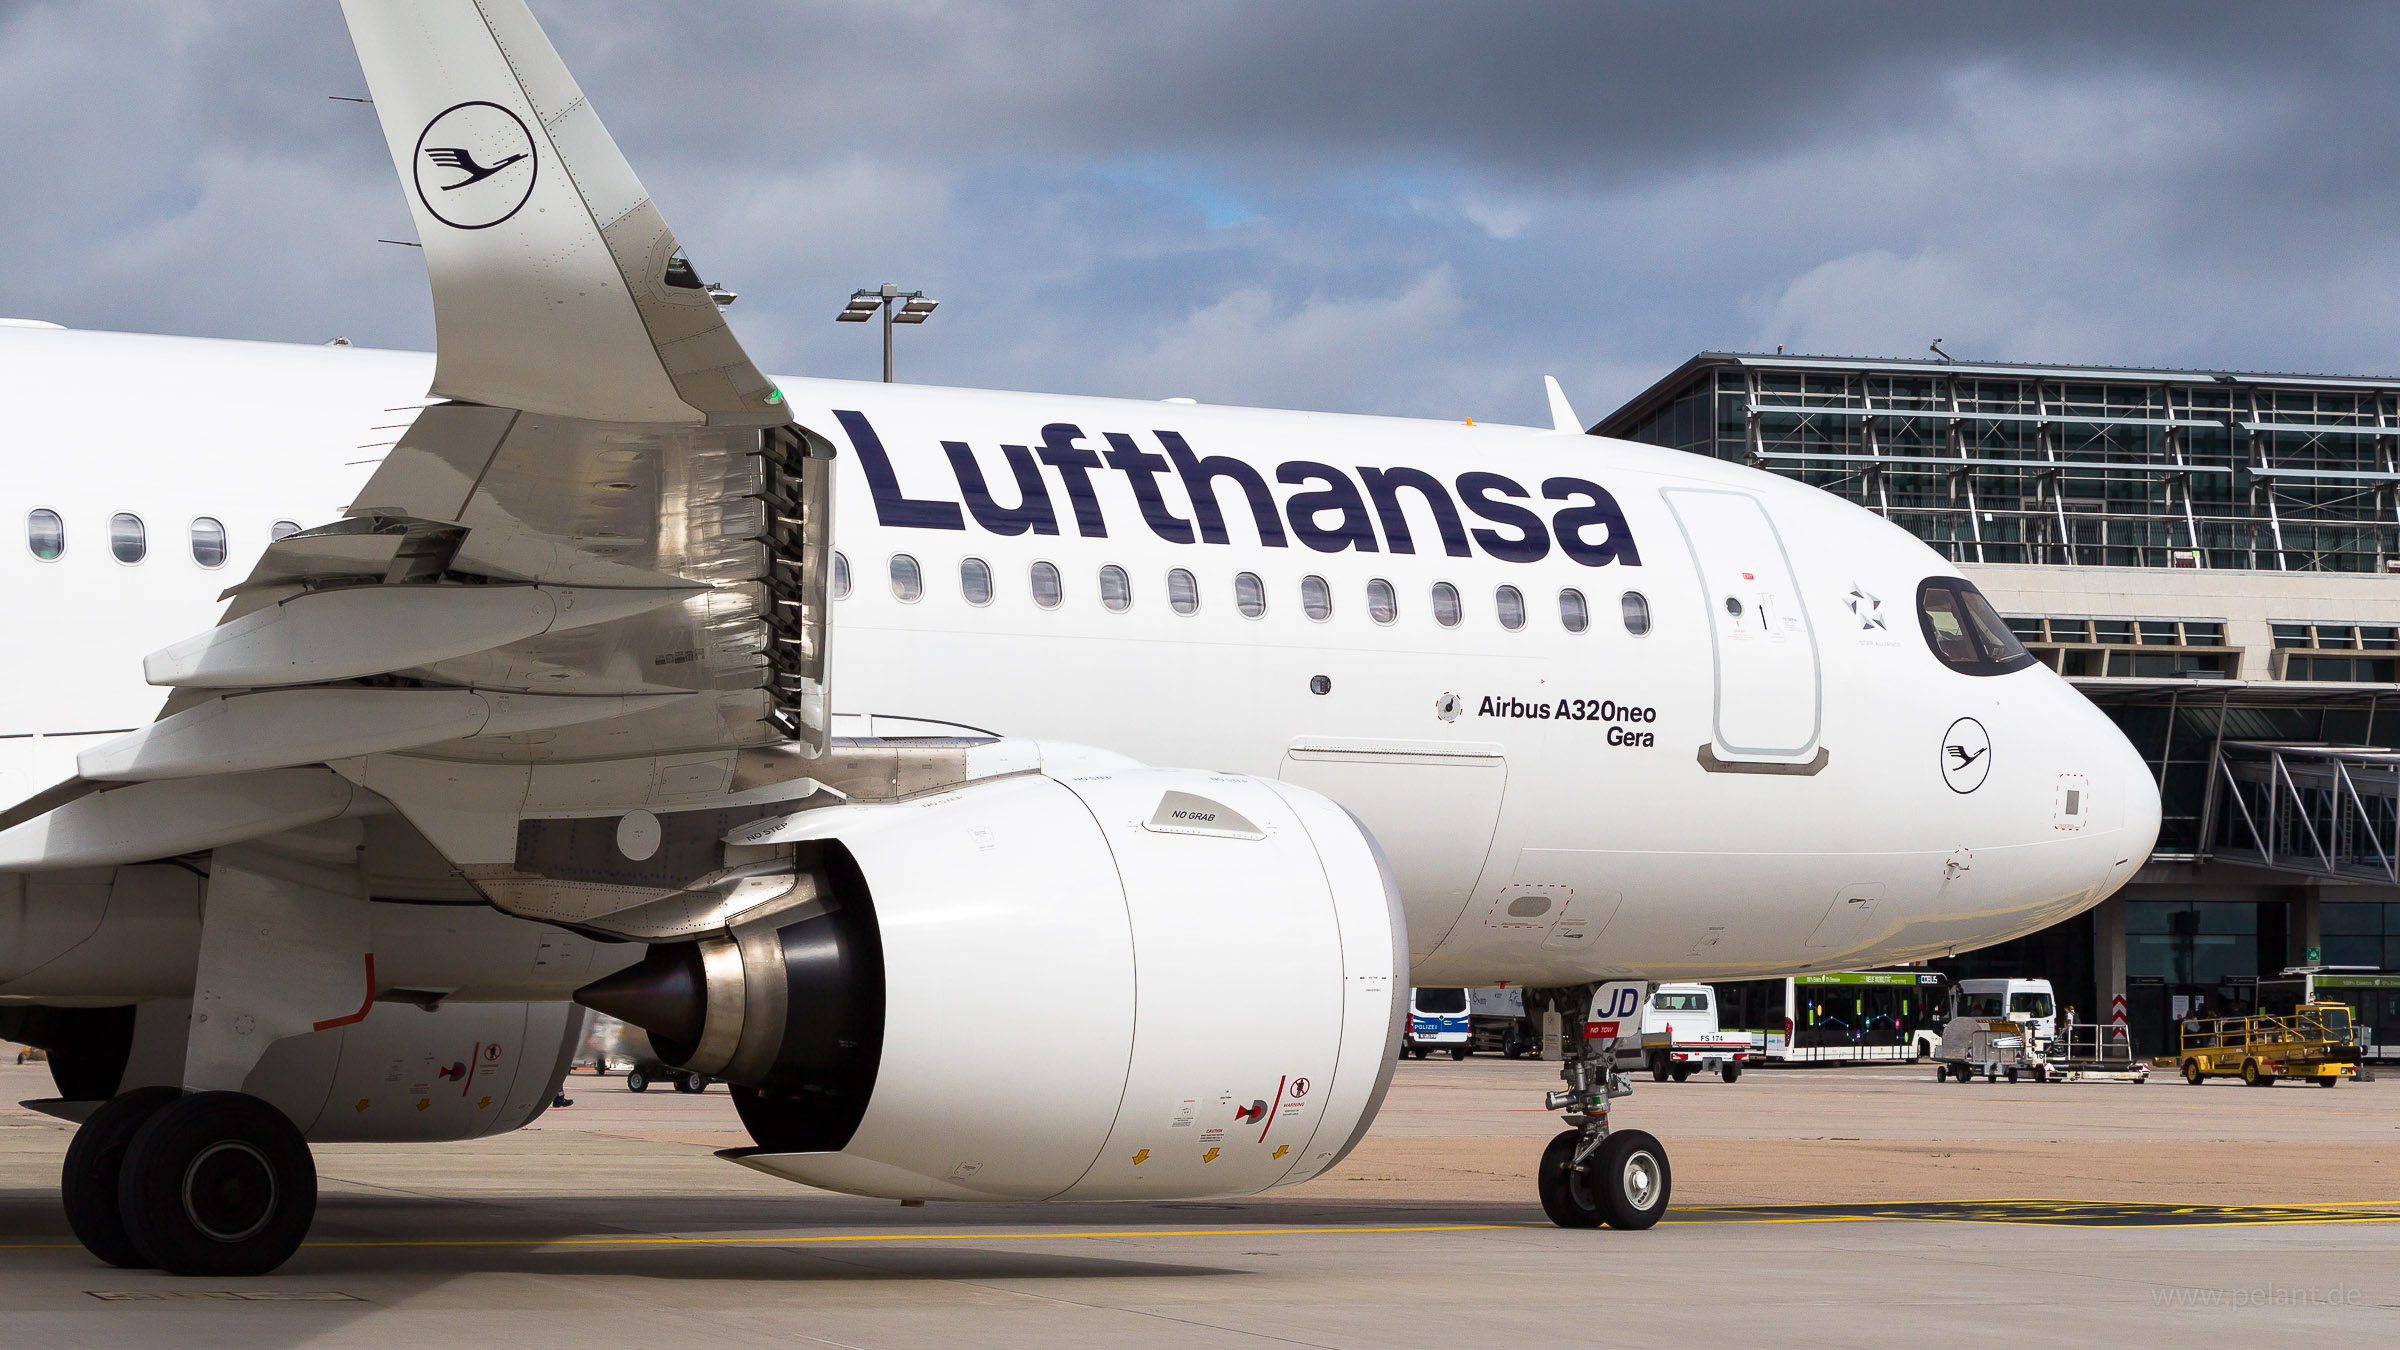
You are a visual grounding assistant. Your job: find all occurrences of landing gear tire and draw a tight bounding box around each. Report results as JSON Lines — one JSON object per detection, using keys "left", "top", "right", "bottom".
{"left": 1537, "top": 1130, "right": 1602, "bottom": 1229}
{"left": 1593, "top": 1130, "right": 1671, "bottom": 1230}
{"left": 626, "top": 1070, "right": 650, "bottom": 1092}
{"left": 675, "top": 1072, "right": 708, "bottom": 1094}
{"left": 1537, "top": 1128, "right": 1672, "bottom": 1231}
{"left": 117, "top": 1091, "right": 316, "bottom": 1278}
{"left": 62, "top": 1086, "right": 183, "bottom": 1269}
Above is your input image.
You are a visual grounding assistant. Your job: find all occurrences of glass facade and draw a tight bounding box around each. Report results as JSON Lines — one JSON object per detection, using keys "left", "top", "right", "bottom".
{"left": 2323, "top": 901, "right": 2400, "bottom": 971}
{"left": 1604, "top": 356, "right": 2400, "bottom": 573}
{"left": 2126, "top": 900, "right": 2262, "bottom": 986}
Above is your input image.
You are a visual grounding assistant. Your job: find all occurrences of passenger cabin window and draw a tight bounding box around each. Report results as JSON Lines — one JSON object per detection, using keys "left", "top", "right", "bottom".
{"left": 1167, "top": 568, "right": 1199, "bottom": 615}
{"left": 190, "top": 517, "right": 228, "bottom": 569}
{"left": 26, "top": 509, "right": 63, "bottom": 561}
{"left": 1431, "top": 581, "right": 1462, "bottom": 628}
{"left": 110, "top": 513, "right": 146, "bottom": 564}
{"left": 1300, "top": 574, "right": 1333, "bottom": 621}
{"left": 1559, "top": 588, "right": 1588, "bottom": 633}
{"left": 1099, "top": 564, "right": 1132, "bottom": 612}
{"left": 1916, "top": 577, "right": 2035, "bottom": 676}
{"left": 1235, "top": 571, "right": 1266, "bottom": 618}
{"left": 1495, "top": 584, "right": 1525, "bottom": 631}
{"left": 831, "top": 551, "right": 852, "bottom": 600}
{"left": 889, "top": 553, "right": 923, "bottom": 602}
{"left": 269, "top": 520, "right": 301, "bottom": 541}
{"left": 1030, "top": 560, "right": 1063, "bottom": 609}
{"left": 960, "top": 556, "right": 993, "bottom": 606}
{"left": 1366, "top": 579, "right": 1398, "bottom": 625}
{"left": 1621, "top": 590, "right": 1652, "bottom": 636}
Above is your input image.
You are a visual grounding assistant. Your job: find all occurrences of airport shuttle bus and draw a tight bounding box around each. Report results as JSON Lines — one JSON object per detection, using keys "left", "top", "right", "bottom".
{"left": 1712, "top": 971, "right": 1950, "bottom": 1064}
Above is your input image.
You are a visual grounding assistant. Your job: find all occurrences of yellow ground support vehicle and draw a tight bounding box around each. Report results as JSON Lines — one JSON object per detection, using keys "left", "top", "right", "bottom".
{"left": 2177, "top": 1004, "right": 2360, "bottom": 1087}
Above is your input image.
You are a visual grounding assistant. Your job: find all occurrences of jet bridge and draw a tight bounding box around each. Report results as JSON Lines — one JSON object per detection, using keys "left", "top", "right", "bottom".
{"left": 2206, "top": 741, "right": 2400, "bottom": 885}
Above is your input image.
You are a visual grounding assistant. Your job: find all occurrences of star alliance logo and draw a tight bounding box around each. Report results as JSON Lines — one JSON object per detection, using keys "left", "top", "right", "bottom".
{"left": 411, "top": 100, "right": 538, "bottom": 231}
{"left": 1846, "top": 583, "right": 1886, "bottom": 630}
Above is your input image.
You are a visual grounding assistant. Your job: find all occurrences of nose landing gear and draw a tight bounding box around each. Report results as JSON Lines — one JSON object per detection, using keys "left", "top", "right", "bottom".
{"left": 1531, "top": 984, "right": 1671, "bottom": 1230}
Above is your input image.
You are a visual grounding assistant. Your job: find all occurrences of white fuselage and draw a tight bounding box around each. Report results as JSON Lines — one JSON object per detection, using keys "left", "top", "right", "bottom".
{"left": 1, "top": 325, "right": 2160, "bottom": 992}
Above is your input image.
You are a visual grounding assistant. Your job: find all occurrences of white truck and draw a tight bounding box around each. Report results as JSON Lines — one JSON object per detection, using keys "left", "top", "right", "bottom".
{"left": 1621, "top": 984, "right": 1749, "bottom": 1082}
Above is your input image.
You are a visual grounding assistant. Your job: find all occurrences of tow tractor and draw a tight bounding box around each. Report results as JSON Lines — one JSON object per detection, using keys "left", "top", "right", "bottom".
{"left": 2177, "top": 1003, "right": 2360, "bottom": 1087}
{"left": 1933, "top": 977, "right": 2054, "bottom": 1082}
{"left": 1934, "top": 1016, "right": 2039, "bottom": 1082}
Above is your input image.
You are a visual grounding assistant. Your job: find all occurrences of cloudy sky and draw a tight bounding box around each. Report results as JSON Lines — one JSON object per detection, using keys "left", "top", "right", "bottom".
{"left": 7, "top": 1, "right": 2400, "bottom": 426}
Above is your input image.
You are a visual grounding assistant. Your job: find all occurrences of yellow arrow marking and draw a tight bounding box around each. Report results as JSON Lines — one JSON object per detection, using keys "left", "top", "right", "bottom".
{"left": 1272, "top": 1145, "right": 1289, "bottom": 1160}
{"left": 1202, "top": 1147, "right": 1221, "bottom": 1163}
{"left": 1130, "top": 1149, "right": 1150, "bottom": 1165}
{"left": 353, "top": 1099, "right": 370, "bottom": 1113}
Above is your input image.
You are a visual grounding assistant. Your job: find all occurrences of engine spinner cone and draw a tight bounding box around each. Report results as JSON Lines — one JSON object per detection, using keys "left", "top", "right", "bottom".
{"left": 574, "top": 943, "right": 706, "bottom": 1047}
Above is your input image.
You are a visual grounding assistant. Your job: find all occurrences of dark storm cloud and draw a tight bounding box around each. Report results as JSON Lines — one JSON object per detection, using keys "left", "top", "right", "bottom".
{"left": 8, "top": 2, "right": 2400, "bottom": 424}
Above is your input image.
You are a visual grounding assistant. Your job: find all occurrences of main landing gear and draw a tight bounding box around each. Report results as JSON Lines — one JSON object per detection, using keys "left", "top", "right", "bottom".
{"left": 1531, "top": 993, "right": 1671, "bottom": 1230}
{"left": 63, "top": 1090, "right": 318, "bottom": 1277}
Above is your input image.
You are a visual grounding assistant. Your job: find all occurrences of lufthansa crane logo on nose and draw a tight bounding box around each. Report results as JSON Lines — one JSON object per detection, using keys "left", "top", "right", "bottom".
{"left": 412, "top": 100, "right": 538, "bottom": 231}
{"left": 1941, "top": 716, "right": 1992, "bottom": 794}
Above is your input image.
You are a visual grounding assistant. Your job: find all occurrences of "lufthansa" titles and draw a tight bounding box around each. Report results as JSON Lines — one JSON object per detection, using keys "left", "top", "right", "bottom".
{"left": 836, "top": 411, "right": 1642, "bottom": 569}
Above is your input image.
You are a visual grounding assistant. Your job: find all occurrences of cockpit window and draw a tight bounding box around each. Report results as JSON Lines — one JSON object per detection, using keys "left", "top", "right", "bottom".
{"left": 1917, "top": 577, "right": 2037, "bottom": 676}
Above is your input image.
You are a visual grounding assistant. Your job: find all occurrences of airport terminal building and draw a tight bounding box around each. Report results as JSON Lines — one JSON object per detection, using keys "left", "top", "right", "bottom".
{"left": 1598, "top": 352, "right": 2400, "bottom": 1054}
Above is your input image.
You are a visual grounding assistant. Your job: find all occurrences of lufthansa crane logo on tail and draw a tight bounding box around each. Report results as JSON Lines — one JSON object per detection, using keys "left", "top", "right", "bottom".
{"left": 412, "top": 101, "right": 538, "bottom": 230}
{"left": 1941, "top": 716, "right": 1992, "bottom": 794}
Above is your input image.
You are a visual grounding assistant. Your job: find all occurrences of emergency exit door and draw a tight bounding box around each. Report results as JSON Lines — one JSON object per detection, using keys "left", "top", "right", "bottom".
{"left": 1662, "top": 488, "right": 1821, "bottom": 760}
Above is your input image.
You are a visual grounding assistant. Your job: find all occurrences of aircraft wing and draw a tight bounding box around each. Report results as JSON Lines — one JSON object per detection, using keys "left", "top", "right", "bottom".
{"left": 0, "top": 0, "right": 831, "bottom": 858}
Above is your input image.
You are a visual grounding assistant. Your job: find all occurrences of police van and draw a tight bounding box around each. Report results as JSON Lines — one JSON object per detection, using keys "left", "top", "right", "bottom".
{"left": 1405, "top": 987, "right": 1473, "bottom": 1059}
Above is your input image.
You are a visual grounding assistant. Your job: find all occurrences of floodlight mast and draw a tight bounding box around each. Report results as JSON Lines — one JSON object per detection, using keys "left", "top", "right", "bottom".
{"left": 835, "top": 281, "right": 939, "bottom": 382}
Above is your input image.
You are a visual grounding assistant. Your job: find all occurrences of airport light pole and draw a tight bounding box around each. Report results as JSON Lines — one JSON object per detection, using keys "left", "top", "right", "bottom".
{"left": 837, "top": 283, "right": 939, "bottom": 383}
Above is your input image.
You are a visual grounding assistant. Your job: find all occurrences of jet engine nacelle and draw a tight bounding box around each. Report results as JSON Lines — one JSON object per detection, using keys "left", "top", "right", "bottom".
{"left": 579, "top": 765, "right": 1406, "bottom": 1202}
